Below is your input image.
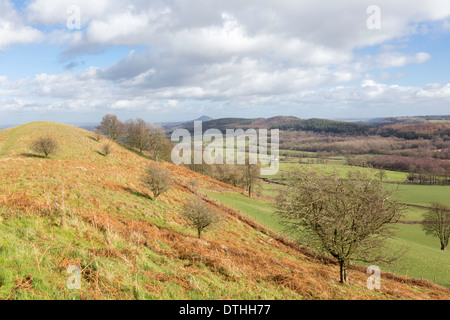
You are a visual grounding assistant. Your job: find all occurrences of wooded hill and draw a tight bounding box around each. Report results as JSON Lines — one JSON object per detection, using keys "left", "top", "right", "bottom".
{"left": 167, "top": 116, "right": 450, "bottom": 140}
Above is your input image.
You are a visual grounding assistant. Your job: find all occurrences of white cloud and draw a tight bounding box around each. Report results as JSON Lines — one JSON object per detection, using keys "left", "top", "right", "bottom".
{"left": 25, "top": 0, "right": 112, "bottom": 25}
{"left": 23, "top": 0, "right": 450, "bottom": 55}
{"left": 373, "top": 51, "right": 431, "bottom": 68}
{"left": 0, "top": 0, "right": 448, "bottom": 119}
{"left": 0, "top": 0, "right": 43, "bottom": 50}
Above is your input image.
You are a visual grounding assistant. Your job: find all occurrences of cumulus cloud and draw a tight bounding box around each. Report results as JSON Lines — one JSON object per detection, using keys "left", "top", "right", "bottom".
{"left": 0, "top": 0, "right": 449, "bottom": 119}
{"left": 23, "top": 0, "right": 450, "bottom": 56}
{"left": 0, "top": 0, "right": 43, "bottom": 50}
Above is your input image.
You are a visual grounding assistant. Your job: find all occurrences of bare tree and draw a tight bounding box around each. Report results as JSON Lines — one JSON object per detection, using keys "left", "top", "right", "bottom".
{"left": 97, "top": 114, "right": 124, "bottom": 141}
{"left": 241, "top": 159, "right": 260, "bottom": 198}
{"left": 101, "top": 143, "right": 113, "bottom": 156}
{"left": 181, "top": 194, "right": 222, "bottom": 239}
{"left": 146, "top": 124, "right": 172, "bottom": 162}
{"left": 277, "top": 169, "right": 403, "bottom": 284}
{"left": 30, "top": 136, "right": 59, "bottom": 158}
{"left": 422, "top": 202, "right": 450, "bottom": 251}
{"left": 93, "top": 128, "right": 103, "bottom": 142}
{"left": 377, "top": 168, "right": 387, "bottom": 182}
{"left": 125, "top": 118, "right": 149, "bottom": 153}
{"left": 142, "top": 162, "right": 173, "bottom": 201}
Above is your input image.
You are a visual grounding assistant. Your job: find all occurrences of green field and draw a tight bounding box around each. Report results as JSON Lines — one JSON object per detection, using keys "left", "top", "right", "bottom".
{"left": 262, "top": 162, "right": 409, "bottom": 182}
{"left": 391, "top": 184, "right": 450, "bottom": 207}
{"left": 385, "top": 225, "right": 450, "bottom": 287}
{"left": 205, "top": 191, "right": 283, "bottom": 234}
{"left": 207, "top": 190, "right": 450, "bottom": 287}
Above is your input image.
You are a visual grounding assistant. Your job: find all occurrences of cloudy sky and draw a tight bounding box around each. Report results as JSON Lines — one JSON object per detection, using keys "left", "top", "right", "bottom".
{"left": 0, "top": 0, "right": 450, "bottom": 125}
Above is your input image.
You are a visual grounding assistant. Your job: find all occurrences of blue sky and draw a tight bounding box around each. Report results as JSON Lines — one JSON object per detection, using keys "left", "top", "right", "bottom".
{"left": 0, "top": 0, "right": 449, "bottom": 125}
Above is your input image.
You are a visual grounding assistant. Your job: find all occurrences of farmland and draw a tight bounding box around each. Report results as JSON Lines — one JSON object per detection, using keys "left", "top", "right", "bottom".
{"left": 207, "top": 188, "right": 450, "bottom": 287}
{"left": 204, "top": 145, "right": 450, "bottom": 288}
{"left": 171, "top": 115, "right": 450, "bottom": 289}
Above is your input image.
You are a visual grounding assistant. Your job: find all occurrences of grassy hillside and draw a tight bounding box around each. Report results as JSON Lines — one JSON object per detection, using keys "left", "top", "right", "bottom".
{"left": 0, "top": 122, "right": 448, "bottom": 299}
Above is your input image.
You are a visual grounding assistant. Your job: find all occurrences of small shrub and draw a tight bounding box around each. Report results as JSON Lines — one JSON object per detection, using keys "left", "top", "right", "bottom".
{"left": 181, "top": 194, "right": 222, "bottom": 239}
{"left": 101, "top": 143, "right": 113, "bottom": 156}
{"left": 93, "top": 129, "right": 103, "bottom": 142}
{"left": 30, "top": 136, "right": 59, "bottom": 158}
{"left": 142, "top": 162, "right": 173, "bottom": 201}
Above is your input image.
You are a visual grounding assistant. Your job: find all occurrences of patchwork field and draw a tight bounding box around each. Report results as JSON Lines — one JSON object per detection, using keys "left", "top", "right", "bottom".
{"left": 226, "top": 152, "right": 450, "bottom": 287}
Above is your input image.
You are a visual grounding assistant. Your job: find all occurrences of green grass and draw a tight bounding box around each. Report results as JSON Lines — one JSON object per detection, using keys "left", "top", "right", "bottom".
{"left": 205, "top": 191, "right": 284, "bottom": 234}
{"left": 390, "top": 184, "right": 450, "bottom": 207}
{"left": 208, "top": 190, "right": 450, "bottom": 287}
{"left": 383, "top": 225, "right": 450, "bottom": 287}
{"left": 257, "top": 181, "right": 286, "bottom": 199}
{"left": 401, "top": 206, "right": 427, "bottom": 222}
{"left": 262, "top": 162, "right": 409, "bottom": 182}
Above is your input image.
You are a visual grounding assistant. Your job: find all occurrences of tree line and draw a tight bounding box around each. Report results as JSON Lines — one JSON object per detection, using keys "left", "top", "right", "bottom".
{"left": 96, "top": 114, "right": 173, "bottom": 162}
{"left": 366, "top": 155, "right": 450, "bottom": 184}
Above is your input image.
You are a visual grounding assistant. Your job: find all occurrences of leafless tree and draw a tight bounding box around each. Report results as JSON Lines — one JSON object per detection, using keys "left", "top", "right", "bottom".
{"left": 277, "top": 168, "right": 403, "bottom": 284}
{"left": 93, "top": 128, "right": 103, "bottom": 142}
{"left": 181, "top": 194, "right": 222, "bottom": 239}
{"left": 422, "top": 202, "right": 450, "bottom": 251}
{"left": 146, "top": 124, "right": 172, "bottom": 162}
{"left": 125, "top": 118, "right": 149, "bottom": 153}
{"left": 30, "top": 136, "right": 59, "bottom": 158}
{"left": 242, "top": 159, "right": 260, "bottom": 198}
{"left": 97, "top": 114, "right": 124, "bottom": 141}
{"left": 142, "top": 162, "right": 173, "bottom": 201}
{"left": 377, "top": 168, "right": 387, "bottom": 182}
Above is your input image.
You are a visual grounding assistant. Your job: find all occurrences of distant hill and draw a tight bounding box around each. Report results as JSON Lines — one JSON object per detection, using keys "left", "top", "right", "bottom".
{"left": 272, "top": 118, "right": 372, "bottom": 135}
{"left": 176, "top": 117, "right": 372, "bottom": 136}
{"left": 165, "top": 115, "right": 450, "bottom": 139}
{"left": 251, "top": 116, "right": 302, "bottom": 127}
{"left": 193, "top": 115, "right": 214, "bottom": 122}
{"left": 376, "top": 123, "right": 450, "bottom": 140}
{"left": 372, "top": 115, "right": 450, "bottom": 126}
{"left": 168, "top": 116, "right": 302, "bottom": 134}
{"left": 162, "top": 115, "right": 215, "bottom": 132}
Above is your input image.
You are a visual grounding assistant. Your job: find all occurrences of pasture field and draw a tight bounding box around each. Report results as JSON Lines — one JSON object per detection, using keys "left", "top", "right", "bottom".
{"left": 389, "top": 184, "right": 450, "bottom": 207}
{"left": 257, "top": 180, "right": 445, "bottom": 223}
{"left": 205, "top": 191, "right": 283, "bottom": 234}
{"left": 385, "top": 225, "right": 450, "bottom": 287}
{"left": 207, "top": 190, "right": 450, "bottom": 287}
{"left": 262, "top": 161, "right": 409, "bottom": 182}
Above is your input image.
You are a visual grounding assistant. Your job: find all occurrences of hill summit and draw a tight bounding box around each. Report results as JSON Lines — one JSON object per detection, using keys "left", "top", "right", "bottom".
{"left": 0, "top": 122, "right": 448, "bottom": 299}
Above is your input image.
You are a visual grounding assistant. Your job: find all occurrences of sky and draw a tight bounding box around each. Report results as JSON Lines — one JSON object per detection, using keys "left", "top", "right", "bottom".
{"left": 0, "top": 0, "right": 450, "bottom": 125}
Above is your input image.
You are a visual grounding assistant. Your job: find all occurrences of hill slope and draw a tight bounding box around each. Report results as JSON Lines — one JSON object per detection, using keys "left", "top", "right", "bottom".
{"left": 0, "top": 122, "right": 448, "bottom": 299}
